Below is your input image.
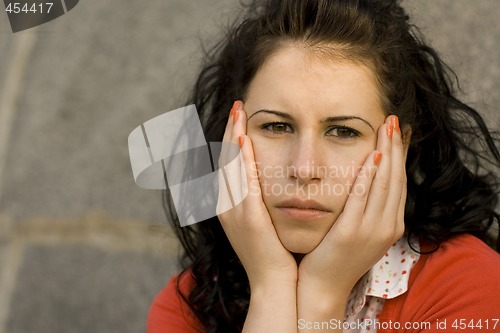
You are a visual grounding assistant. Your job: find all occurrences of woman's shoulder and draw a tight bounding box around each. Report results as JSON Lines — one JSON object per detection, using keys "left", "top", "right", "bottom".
{"left": 380, "top": 234, "right": 500, "bottom": 331}
{"left": 147, "top": 270, "right": 202, "bottom": 333}
{"left": 412, "top": 233, "right": 500, "bottom": 302}
{"left": 422, "top": 233, "right": 500, "bottom": 269}
{"left": 419, "top": 233, "right": 500, "bottom": 284}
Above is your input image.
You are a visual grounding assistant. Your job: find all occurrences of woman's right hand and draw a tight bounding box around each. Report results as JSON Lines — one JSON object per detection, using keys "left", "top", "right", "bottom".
{"left": 216, "top": 101, "right": 297, "bottom": 290}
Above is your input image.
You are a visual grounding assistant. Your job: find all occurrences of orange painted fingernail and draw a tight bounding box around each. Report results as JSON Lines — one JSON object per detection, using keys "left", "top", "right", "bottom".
{"left": 239, "top": 136, "right": 245, "bottom": 147}
{"left": 230, "top": 101, "right": 239, "bottom": 117}
{"left": 374, "top": 152, "right": 382, "bottom": 165}
{"left": 386, "top": 124, "right": 393, "bottom": 139}
{"left": 392, "top": 116, "right": 400, "bottom": 133}
{"left": 233, "top": 110, "right": 240, "bottom": 124}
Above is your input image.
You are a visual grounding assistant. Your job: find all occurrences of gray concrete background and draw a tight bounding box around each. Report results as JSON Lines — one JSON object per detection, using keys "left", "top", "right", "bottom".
{"left": 0, "top": 1, "right": 498, "bottom": 332}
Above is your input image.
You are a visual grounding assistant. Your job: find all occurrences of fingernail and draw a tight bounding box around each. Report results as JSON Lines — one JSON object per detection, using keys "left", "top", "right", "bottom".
{"left": 230, "top": 101, "right": 239, "bottom": 117}
{"left": 239, "top": 136, "right": 245, "bottom": 148}
{"left": 386, "top": 124, "right": 393, "bottom": 139}
{"left": 233, "top": 110, "right": 240, "bottom": 124}
{"left": 392, "top": 116, "right": 400, "bottom": 133}
{"left": 374, "top": 152, "right": 382, "bottom": 165}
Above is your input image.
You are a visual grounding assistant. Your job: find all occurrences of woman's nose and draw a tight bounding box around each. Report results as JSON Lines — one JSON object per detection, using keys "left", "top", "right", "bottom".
{"left": 287, "top": 138, "right": 325, "bottom": 185}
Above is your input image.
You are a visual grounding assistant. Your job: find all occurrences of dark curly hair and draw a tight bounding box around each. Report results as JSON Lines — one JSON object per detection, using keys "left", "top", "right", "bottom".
{"left": 162, "top": 0, "right": 500, "bottom": 332}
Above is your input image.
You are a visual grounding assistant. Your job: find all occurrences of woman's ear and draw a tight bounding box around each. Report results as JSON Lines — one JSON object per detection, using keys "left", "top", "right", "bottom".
{"left": 401, "top": 125, "right": 412, "bottom": 160}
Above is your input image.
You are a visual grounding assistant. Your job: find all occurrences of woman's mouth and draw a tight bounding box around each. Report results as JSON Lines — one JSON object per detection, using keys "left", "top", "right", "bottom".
{"left": 276, "top": 198, "right": 332, "bottom": 220}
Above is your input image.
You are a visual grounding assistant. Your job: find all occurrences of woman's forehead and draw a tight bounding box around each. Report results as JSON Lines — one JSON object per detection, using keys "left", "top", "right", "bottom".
{"left": 245, "top": 46, "right": 386, "bottom": 123}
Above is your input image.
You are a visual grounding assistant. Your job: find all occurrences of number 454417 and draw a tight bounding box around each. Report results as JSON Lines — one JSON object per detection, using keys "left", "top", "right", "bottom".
{"left": 5, "top": 2, "right": 53, "bottom": 14}
{"left": 452, "top": 319, "right": 499, "bottom": 330}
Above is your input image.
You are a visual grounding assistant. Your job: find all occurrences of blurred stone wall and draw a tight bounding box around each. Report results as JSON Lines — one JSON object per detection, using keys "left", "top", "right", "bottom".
{"left": 0, "top": 1, "right": 498, "bottom": 332}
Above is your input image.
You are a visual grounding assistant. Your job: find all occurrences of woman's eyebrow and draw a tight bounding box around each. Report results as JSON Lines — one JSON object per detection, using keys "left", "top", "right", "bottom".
{"left": 247, "top": 109, "right": 294, "bottom": 121}
{"left": 322, "top": 116, "right": 375, "bottom": 132}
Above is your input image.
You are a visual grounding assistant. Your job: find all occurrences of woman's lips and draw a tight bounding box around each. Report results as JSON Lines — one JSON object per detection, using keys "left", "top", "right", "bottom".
{"left": 277, "top": 207, "right": 331, "bottom": 220}
{"left": 276, "top": 198, "right": 332, "bottom": 220}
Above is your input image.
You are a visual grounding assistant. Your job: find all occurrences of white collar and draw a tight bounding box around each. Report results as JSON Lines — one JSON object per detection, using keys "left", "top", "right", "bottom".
{"left": 346, "top": 236, "right": 420, "bottom": 316}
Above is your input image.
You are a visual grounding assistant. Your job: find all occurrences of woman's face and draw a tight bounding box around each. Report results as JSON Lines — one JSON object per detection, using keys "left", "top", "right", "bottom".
{"left": 244, "top": 46, "right": 387, "bottom": 254}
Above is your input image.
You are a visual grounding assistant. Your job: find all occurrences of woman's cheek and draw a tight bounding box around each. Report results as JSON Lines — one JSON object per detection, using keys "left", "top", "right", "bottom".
{"left": 248, "top": 135, "right": 288, "bottom": 197}
{"left": 322, "top": 147, "right": 373, "bottom": 193}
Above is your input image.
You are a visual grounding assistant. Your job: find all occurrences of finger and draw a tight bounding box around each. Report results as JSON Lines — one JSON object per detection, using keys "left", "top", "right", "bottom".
{"left": 219, "top": 101, "right": 241, "bottom": 167}
{"left": 394, "top": 120, "right": 408, "bottom": 237}
{"left": 340, "top": 150, "right": 381, "bottom": 221}
{"left": 224, "top": 102, "right": 248, "bottom": 203}
{"left": 363, "top": 120, "right": 393, "bottom": 218}
{"left": 239, "top": 134, "right": 261, "bottom": 197}
{"left": 222, "top": 101, "right": 245, "bottom": 164}
{"left": 395, "top": 178, "right": 407, "bottom": 238}
{"left": 222, "top": 101, "right": 240, "bottom": 143}
{"left": 384, "top": 117, "right": 406, "bottom": 233}
{"left": 217, "top": 102, "right": 241, "bottom": 216}
{"left": 216, "top": 166, "right": 235, "bottom": 217}
{"left": 230, "top": 102, "right": 248, "bottom": 144}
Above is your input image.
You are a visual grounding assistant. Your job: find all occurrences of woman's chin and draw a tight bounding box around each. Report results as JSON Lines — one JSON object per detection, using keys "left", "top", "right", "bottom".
{"left": 276, "top": 228, "right": 325, "bottom": 254}
{"left": 283, "top": 242, "right": 317, "bottom": 254}
{"left": 271, "top": 214, "right": 333, "bottom": 254}
{"left": 269, "top": 204, "right": 337, "bottom": 254}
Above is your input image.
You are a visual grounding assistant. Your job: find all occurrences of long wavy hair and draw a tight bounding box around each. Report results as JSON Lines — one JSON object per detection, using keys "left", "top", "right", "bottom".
{"left": 163, "top": 0, "right": 500, "bottom": 332}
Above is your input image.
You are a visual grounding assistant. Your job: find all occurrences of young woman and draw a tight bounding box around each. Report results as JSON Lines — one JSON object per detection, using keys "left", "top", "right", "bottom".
{"left": 147, "top": 0, "right": 500, "bottom": 332}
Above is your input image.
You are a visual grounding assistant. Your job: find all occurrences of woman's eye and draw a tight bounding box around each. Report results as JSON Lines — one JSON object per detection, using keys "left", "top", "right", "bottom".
{"left": 326, "top": 126, "right": 360, "bottom": 139}
{"left": 261, "top": 122, "right": 293, "bottom": 134}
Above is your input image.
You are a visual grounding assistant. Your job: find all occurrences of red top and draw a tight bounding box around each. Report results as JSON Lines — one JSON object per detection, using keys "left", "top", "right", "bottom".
{"left": 147, "top": 234, "right": 500, "bottom": 333}
{"left": 378, "top": 234, "right": 500, "bottom": 332}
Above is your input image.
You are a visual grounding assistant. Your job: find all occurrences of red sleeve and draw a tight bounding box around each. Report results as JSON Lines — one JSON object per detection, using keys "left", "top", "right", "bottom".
{"left": 379, "top": 234, "right": 500, "bottom": 333}
{"left": 147, "top": 271, "right": 203, "bottom": 333}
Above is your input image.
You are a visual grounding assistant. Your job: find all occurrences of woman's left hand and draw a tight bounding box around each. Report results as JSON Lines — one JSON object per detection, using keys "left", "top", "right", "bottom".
{"left": 298, "top": 115, "right": 407, "bottom": 300}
